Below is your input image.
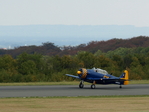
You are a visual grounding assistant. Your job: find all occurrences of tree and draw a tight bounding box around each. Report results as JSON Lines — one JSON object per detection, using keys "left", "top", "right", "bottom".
{"left": 111, "top": 55, "right": 124, "bottom": 70}
{"left": 130, "top": 57, "right": 145, "bottom": 79}
{"left": 94, "top": 50, "right": 104, "bottom": 56}
{"left": 123, "top": 54, "right": 133, "bottom": 68}
{"left": 0, "top": 55, "right": 17, "bottom": 74}
{"left": 19, "top": 60, "right": 37, "bottom": 75}
{"left": 77, "top": 51, "right": 95, "bottom": 68}
{"left": 17, "top": 52, "right": 42, "bottom": 75}
{"left": 0, "top": 55, "right": 18, "bottom": 82}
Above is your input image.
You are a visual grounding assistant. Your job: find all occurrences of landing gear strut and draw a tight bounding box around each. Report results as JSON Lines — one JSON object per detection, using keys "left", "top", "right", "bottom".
{"left": 79, "top": 80, "right": 84, "bottom": 88}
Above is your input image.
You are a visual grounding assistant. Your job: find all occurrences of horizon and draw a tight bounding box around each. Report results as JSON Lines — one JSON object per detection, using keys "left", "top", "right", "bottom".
{"left": 0, "top": 24, "right": 149, "bottom": 49}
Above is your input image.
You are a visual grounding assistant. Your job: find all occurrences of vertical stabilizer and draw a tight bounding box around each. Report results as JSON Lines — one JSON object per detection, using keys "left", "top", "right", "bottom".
{"left": 120, "top": 70, "right": 129, "bottom": 85}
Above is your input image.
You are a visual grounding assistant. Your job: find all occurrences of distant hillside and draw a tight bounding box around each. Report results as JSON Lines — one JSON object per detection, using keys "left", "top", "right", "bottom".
{"left": 1, "top": 36, "right": 149, "bottom": 57}
{"left": 83, "top": 36, "right": 149, "bottom": 52}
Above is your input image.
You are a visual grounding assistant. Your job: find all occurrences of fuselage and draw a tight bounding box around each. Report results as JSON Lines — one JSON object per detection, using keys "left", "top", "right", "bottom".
{"left": 79, "top": 69, "right": 123, "bottom": 85}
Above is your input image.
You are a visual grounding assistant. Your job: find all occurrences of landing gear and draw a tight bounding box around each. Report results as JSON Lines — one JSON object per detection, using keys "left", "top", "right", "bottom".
{"left": 79, "top": 80, "right": 84, "bottom": 88}
{"left": 79, "top": 80, "right": 96, "bottom": 89}
{"left": 119, "top": 85, "right": 122, "bottom": 88}
{"left": 91, "top": 84, "right": 96, "bottom": 89}
{"left": 91, "top": 81, "right": 96, "bottom": 89}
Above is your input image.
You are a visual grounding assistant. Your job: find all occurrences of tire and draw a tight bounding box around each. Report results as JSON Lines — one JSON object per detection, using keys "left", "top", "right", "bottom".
{"left": 91, "top": 84, "right": 96, "bottom": 89}
{"left": 79, "top": 83, "right": 84, "bottom": 88}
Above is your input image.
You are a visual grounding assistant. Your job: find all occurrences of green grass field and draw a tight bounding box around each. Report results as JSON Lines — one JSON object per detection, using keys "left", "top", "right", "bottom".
{"left": 1, "top": 96, "right": 149, "bottom": 112}
{"left": 0, "top": 80, "right": 149, "bottom": 86}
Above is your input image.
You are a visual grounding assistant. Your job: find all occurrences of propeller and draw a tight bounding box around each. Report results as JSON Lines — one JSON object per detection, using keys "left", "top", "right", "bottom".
{"left": 77, "top": 68, "right": 87, "bottom": 79}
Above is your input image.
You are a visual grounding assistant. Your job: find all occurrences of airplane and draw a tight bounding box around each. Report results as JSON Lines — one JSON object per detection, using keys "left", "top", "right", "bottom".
{"left": 65, "top": 67, "right": 129, "bottom": 89}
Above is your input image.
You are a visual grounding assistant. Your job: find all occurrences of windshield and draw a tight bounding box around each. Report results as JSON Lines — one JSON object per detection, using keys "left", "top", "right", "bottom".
{"left": 93, "top": 68, "right": 108, "bottom": 75}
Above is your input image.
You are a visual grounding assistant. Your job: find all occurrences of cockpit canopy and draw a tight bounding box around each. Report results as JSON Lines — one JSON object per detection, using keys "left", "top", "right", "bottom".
{"left": 92, "top": 67, "right": 108, "bottom": 75}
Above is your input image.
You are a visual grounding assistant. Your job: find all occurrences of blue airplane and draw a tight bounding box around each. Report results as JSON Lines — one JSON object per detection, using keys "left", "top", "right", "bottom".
{"left": 65, "top": 68, "right": 129, "bottom": 89}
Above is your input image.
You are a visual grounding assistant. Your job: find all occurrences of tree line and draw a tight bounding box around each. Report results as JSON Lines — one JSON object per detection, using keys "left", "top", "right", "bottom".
{"left": 0, "top": 46, "right": 149, "bottom": 82}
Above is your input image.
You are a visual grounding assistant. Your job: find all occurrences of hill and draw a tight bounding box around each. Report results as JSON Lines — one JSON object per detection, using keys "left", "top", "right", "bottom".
{"left": 0, "top": 36, "right": 149, "bottom": 57}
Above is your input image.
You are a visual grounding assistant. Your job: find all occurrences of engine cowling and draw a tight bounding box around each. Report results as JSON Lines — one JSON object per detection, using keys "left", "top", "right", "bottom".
{"left": 77, "top": 68, "right": 87, "bottom": 79}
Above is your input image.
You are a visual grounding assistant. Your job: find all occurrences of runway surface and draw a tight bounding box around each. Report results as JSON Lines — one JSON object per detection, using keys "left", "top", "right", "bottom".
{"left": 0, "top": 84, "right": 149, "bottom": 98}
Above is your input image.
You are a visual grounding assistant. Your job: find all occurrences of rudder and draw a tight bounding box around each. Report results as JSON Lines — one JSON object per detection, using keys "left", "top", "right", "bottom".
{"left": 120, "top": 70, "right": 129, "bottom": 85}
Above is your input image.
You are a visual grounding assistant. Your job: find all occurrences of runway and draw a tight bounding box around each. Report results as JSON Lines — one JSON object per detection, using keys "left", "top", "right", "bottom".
{"left": 0, "top": 84, "right": 149, "bottom": 98}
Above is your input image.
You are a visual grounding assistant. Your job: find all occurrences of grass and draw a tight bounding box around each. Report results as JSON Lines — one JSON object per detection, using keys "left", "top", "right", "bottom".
{"left": 0, "top": 80, "right": 149, "bottom": 86}
{"left": 1, "top": 96, "right": 149, "bottom": 112}
{"left": 0, "top": 81, "right": 79, "bottom": 86}
{"left": 129, "top": 80, "right": 149, "bottom": 84}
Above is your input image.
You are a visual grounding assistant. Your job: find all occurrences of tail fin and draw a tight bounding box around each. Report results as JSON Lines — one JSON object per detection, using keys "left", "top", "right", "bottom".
{"left": 120, "top": 70, "right": 129, "bottom": 85}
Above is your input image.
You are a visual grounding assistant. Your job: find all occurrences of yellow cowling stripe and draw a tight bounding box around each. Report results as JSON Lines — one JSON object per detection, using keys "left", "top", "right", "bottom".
{"left": 81, "top": 68, "right": 87, "bottom": 79}
{"left": 121, "top": 70, "right": 129, "bottom": 85}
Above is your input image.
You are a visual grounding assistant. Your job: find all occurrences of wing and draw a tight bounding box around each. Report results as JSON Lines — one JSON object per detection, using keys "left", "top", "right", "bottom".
{"left": 65, "top": 74, "right": 80, "bottom": 79}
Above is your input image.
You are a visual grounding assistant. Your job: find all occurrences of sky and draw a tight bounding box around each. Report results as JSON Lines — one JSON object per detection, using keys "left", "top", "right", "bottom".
{"left": 1, "top": 0, "right": 149, "bottom": 27}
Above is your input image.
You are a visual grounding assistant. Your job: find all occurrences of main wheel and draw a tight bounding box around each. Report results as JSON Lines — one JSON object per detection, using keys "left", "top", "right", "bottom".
{"left": 79, "top": 83, "right": 84, "bottom": 88}
{"left": 91, "top": 84, "right": 96, "bottom": 89}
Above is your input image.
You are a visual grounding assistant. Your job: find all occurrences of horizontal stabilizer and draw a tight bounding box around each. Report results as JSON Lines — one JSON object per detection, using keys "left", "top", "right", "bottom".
{"left": 65, "top": 74, "right": 79, "bottom": 79}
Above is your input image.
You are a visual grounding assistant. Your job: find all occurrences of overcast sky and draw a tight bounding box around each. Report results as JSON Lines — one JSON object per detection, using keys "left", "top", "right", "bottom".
{"left": 0, "top": 0, "right": 149, "bottom": 27}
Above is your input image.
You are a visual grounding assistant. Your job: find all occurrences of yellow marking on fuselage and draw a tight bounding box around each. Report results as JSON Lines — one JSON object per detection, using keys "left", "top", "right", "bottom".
{"left": 103, "top": 75, "right": 109, "bottom": 78}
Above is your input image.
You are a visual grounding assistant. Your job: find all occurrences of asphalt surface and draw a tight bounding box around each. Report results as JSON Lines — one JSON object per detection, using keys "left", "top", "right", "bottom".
{"left": 0, "top": 84, "right": 149, "bottom": 98}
